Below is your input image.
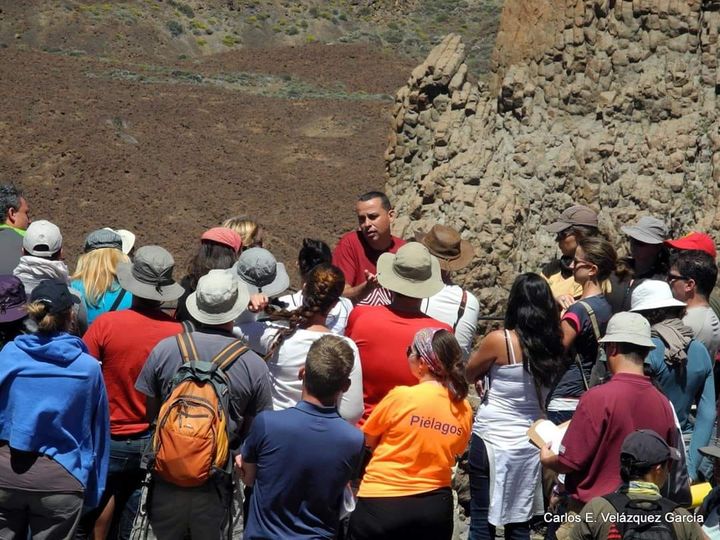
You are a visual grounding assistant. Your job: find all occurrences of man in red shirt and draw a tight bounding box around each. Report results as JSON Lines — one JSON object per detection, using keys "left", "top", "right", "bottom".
{"left": 346, "top": 242, "right": 451, "bottom": 422}
{"left": 333, "top": 191, "right": 406, "bottom": 306}
{"left": 79, "top": 246, "right": 185, "bottom": 539}
{"left": 541, "top": 312, "right": 682, "bottom": 538}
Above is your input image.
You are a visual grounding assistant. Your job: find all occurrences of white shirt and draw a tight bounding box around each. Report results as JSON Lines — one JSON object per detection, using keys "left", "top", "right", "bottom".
{"left": 233, "top": 321, "right": 364, "bottom": 424}
{"left": 421, "top": 284, "right": 479, "bottom": 359}
{"left": 684, "top": 305, "right": 720, "bottom": 360}
{"left": 277, "top": 291, "right": 354, "bottom": 336}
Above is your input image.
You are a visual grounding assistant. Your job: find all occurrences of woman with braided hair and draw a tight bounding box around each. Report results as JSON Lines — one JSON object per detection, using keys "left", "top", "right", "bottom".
{"left": 234, "top": 263, "right": 364, "bottom": 423}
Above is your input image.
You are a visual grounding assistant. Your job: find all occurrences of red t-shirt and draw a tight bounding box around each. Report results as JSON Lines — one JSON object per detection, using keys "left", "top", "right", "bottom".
{"left": 345, "top": 305, "right": 451, "bottom": 423}
{"left": 558, "top": 372, "right": 677, "bottom": 503}
{"left": 332, "top": 231, "right": 406, "bottom": 306}
{"left": 83, "top": 308, "right": 183, "bottom": 436}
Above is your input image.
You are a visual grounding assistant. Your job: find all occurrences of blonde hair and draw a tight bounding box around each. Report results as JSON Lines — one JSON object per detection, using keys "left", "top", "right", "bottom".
{"left": 222, "top": 216, "right": 263, "bottom": 249}
{"left": 26, "top": 301, "right": 72, "bottom": 333}
{"left": 71, "top": 248, "right": 129, "bottom": 307}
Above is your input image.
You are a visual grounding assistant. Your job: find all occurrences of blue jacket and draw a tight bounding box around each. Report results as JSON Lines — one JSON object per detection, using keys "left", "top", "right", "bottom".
{"left": 0, "top": 332, "right": 110, "bottom": 508}
{"left": 647, "top": 338, "right": 716, "bottom": 481}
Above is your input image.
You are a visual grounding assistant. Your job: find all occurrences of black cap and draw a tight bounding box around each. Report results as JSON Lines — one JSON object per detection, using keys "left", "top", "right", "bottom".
{"left": 621, "top": 429, "right": 681, "bottom": 467}
{"left": 29, "top": 280, "right": 80, "bottom": 314}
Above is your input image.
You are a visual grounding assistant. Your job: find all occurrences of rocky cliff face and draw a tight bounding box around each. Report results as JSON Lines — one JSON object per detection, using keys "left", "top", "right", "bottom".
{"left": 385, "top": 0, "right": 720, "bottom": 315}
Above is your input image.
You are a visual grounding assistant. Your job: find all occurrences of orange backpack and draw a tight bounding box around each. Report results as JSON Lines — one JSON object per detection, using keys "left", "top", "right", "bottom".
{"left": 152, "top": 332, "right": 248, "bottom": 487}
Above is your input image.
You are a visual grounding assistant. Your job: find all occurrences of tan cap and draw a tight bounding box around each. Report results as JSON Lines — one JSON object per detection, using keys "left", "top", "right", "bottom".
{"left": 547, "top": 205, "right": 598, "bottom": 233}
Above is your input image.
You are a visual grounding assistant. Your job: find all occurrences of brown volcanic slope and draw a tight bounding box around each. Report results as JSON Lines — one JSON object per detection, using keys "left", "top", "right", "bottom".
{"left": 0, "top": 43, "right": 414, "bottom": 282}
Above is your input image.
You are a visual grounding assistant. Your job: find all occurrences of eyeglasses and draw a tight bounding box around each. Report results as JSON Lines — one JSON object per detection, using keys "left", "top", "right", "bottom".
{"left": 572, "top": 258, "right": 595, "bottom": 269}
{"left": 556, "top": 229, "right": 574, "bottom": 242}
{"left": 667, "top": 273, "right": 690, "bottom": 284}
{"left": 406, "top": 346, "right": 416, "bottom": 357}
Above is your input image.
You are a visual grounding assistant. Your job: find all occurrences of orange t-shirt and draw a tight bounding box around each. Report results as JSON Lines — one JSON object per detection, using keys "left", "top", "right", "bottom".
{"left": 358, "top": 381, "right": 472, "bottom": 498}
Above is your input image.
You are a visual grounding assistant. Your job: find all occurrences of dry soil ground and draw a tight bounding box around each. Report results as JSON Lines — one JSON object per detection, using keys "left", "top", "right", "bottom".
{"left": 0, "top": 41, "right": 415, "bottom": 283}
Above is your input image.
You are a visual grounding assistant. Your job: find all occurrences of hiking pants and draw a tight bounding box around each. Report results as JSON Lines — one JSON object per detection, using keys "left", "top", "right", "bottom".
{"left": 0, "top": 488, "right": 83, "bottom": 540}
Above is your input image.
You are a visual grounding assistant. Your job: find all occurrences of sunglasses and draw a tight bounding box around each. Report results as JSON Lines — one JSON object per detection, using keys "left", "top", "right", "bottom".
{"left": 406, "top": 346, "right": 417, "bottom": 357}
{"left": 667, "top": 273, "right": 690, "bottom": 283}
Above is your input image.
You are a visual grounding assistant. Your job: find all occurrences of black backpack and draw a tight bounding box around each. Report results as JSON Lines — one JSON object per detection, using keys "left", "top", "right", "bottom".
{"left": 602, "top": 492, "right": 678, "bottom": 540}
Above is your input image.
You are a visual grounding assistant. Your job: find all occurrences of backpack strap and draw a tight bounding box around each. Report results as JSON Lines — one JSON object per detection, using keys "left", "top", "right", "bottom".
{"left": 453, "top": 289, "right": 468, "bottom": 332}
{"left": 576, "top": 301, "right": 601, "bottom": 341}
{"left": 211, "top": 340, "right": 250, "bottom": 372}
{"left": 181, "top": 320, "right": 195, "bottom": 333}
{"left": 176, "top": 332, "right": 200, "bottom": 364}
{"left": 108, "top": 289, "right": 127, "bottom": 312}
{"left": 602, "top": 491, "right": 631, "bottom": 512}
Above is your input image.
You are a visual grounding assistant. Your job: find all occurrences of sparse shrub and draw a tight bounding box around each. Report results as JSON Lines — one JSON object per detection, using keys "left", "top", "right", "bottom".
{"left": 299, "top": 19, "right": 308, "bottom": 28}
{"left": 196, "top": 38, "right": 207, "bottom": 46}
{"left": 222, "top": 34, "right": 238, "bottom": 46}
{"left": 436, "top": 13, "right": 449, "bottom": 23}
{"left": 308, "top": 6, "right": 319, "bottom": 17}
{"left": 338, "top": 12, "right": 347, "bottom": 21}
{"left": 305, "top": 34, "right": 316, "bottom": 43}
{"left": 168, "top": 0, "right": 194, "bottom": 18}
{"left": 286, "top": 26, "right": 299, "bottom": 35}
{"left": 384, "top": 29, "right": 403, "bottom": 44}
{"left": 167, "top": 20, "right": 184, "bottom": 37}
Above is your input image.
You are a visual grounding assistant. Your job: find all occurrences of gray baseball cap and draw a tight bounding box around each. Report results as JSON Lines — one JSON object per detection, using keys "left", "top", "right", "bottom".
{"left": 186, "top": 269, "right": 250, "bottom": 325}
{"left": 598, "top": 312, "right": 656, "bottom": 349}
{"left": 231, "top": 247, "right": 289, "bottom": 297}
{"left": 621, "top": 216, "right": 668, "bottom": 245}
{"left": 116, "top": 245, "right": 184, "bottom": 301}
{"left": 85, "top": 229, "right": 123, "bottom": 252}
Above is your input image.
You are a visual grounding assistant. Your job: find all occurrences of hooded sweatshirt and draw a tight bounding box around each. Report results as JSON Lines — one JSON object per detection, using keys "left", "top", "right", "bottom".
{"left": 12, "top": 256, "right": 88, "bottom": 335}
{"left": 0, "top": 332, "right": 110, "bottom": 508}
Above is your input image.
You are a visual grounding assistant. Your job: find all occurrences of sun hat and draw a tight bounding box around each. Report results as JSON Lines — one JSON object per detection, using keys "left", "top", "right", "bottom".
{"left": 85, "top": 229, "right": 123, "bottom": 252}
{"left": 103, "top": 227, "right": 136, "bottom": 255}
{"left": 186, "top": 269, "right": 250, "bottom": 325}
{"left": 116, "top": 245, "right": 184, "bottom": 301}
{"left": 0, "top": 275, "right": 27, "bottom": 323}
{"left": 621, "top": 216, "right": 668, "bottom": 245}
{"left": 29, "top": 280, "right": 80, "bottom": 314}
{"left": 546, "top": 205, "right": 598, "bottom": 234}
{"left": 231, "top": 247, "right": 289, "bottom": 296}
{"left": 598, "top": 312, "right": 656, "bottom": 349}
{"left": 665, "top": 232, "right": 716, "bottom": 258}
{"left": 376, "top": 242, "right": 443, "bottom": 299}
{"left": 630, "top": 279, "right": 686, "bottom": 312}
{"left": 201, "top": 227, "right": 242, "bottom": 254}
{"left": 621, "top": 429, "right": 681, "bottom": 466}
{"left": 23, "top": 220, "right": 62, "bottom": 258}
{"left": 414, "top": 225, "right": 474, "bottom": 271}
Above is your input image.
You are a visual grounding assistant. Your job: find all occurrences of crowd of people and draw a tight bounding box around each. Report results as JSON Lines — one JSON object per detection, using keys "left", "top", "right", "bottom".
{"left": 0, "top": 182, "right": 719, "bottom": 540}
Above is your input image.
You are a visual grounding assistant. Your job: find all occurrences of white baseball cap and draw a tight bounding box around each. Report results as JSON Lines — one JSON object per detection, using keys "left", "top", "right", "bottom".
{"left": 23, "top": 220, "right": 62, "bottom": 258}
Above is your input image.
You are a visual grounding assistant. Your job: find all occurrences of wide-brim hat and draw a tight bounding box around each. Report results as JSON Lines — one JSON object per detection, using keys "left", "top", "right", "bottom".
{"left": 598, "top": 311, "right": 656, "bottom": 349}
{"left": 630, "top": 279, "right": 686, "bottom": 312}
{"left": 231, "top": 247, "right": 289, "bottom": 297}
{"left": 103, "top": 227, "right": 136, "bottom": 255}
{"left": 547, "top": 205, "right": 598, "bottom": 234}
{"left": 376, "top": 242, "right": 443, "bottom": 299}
{"left": 186, "top": 270, "right": 250, "bottom": 325}
{"left": 116, "top": 245, "right": 184, "bottom": 302}
{"left": 621, "top": 216, "right": 668, "bottom": 245}
{"left": 414, "top": 225, "right": 474, "bottom": 271}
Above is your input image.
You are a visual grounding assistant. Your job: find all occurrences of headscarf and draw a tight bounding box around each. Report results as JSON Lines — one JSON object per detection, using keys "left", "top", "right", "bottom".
{"left": 412, "top": 327, "right": 446, "bottom": 377}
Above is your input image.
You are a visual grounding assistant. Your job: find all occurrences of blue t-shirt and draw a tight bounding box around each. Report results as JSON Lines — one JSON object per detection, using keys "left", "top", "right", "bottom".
{"left": 550, "top": 295, "right": 612, "bottom": 400}
{"left": 71, "top": 279, "right": 132, "bottom": 325}
{"left": 242, "top": 400, "right": 365, "bottom": 540}
{"left": 647, "top": 338, "right": 715, "bottom": 480}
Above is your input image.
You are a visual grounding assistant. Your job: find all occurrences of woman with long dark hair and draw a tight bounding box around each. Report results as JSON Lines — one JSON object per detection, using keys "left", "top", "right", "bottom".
{"left": 465, "top": 273, "right": 565, "bottom": 540}
{"left": 348, "top": 328, "right": 471, "bottom": 540}
{"left": 234, "top": 263, "right": 363, "bottom": 423}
